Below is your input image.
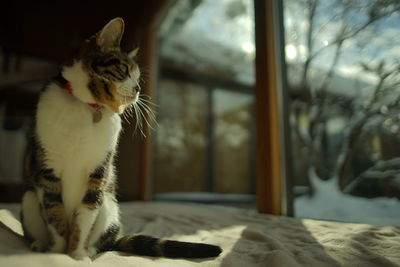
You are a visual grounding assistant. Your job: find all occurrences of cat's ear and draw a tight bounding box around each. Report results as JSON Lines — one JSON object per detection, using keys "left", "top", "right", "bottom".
{"left": 97, "top": 17, "right": 125, "bottom": 50}
{"left": 128, "top": 47, "right": 139, "bottom": 58}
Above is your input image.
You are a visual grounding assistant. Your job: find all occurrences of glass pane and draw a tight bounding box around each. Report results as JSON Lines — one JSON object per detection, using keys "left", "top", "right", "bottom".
{"left": 213, "top": 89, "right": 255, "bottom": 194}
{"left": 153, "top": 79, "right": 208, "bottom": 193}
{"left": 283, "top": 0, "right": 400, "bottom": 225}
{"left": 153, "top": 0, "right": 256, "bottom": 205}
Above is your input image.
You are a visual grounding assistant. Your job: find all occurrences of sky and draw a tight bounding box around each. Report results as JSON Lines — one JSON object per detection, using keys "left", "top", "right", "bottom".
{"left": 284, "top": 0, "right": 400, "bottom": 87}
{"left": 160, "top": 0, "right": 255, "bottom": 86}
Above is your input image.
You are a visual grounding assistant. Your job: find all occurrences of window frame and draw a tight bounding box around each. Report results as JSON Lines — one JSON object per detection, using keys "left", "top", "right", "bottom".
{"left": 254, "top": 0, "right": 292, "bottom": 215}
{"left": 130, "top": 0, "right": 292, "bottom": 216}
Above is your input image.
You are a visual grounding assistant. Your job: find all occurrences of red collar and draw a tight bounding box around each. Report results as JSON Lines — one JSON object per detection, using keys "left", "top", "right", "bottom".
{"left": 65, "top": 81, "right": 100, "bottom": 108}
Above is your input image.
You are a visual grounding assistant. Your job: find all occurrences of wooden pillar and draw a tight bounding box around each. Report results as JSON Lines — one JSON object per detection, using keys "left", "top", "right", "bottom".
{"left": 254, "top": 0, "right": 283, "bottom": 215}
{"left": 137, "top": 22, "right": 157, "bottom": 201}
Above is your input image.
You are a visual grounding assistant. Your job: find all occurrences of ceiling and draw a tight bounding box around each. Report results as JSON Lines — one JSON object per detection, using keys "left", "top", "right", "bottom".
{"left": 0, "top": 0, "right": 167, "bottom": 63}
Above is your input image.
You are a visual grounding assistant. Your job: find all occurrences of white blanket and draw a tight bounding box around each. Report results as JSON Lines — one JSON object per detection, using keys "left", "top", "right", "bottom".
{"left": 0, "top": 202, "right": 399, "bottom": 266}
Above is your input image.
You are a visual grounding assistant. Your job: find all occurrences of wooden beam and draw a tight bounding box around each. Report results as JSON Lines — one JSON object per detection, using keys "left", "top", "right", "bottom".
{"left": 254, "top": 0, "right": 282, "bottom": 215}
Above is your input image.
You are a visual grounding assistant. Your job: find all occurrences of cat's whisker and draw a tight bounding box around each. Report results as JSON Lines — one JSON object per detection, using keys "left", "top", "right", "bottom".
{"left": 125, "top": 103, "right": 134, "bottom": 117}
{"left": 135, "top": 105, "right": 143, "bottom": 136}
{"left": 130, "top": 104, "right": 138, "bottom": 131}
{"left": 138, "top": 93, "right": 156, "bottom": 102}
{"left": 131, "top": 104, "right": 140, "bottom": 135}
{"left": 125, "top": 112, "right": 131, "bottom": 125}
{"left": 121, "top": 105, "right": 129, "bottom": 122}
{"left": 122, "top": 97, "right": 133, "bottom": 125}
{"left": 123, "top": 111, "right": 131, "bottom": 124}
{"left": 137, "top": 101, "right": 157, "bottom": 128}
{"left": 137, "top": 99, "right": 154, "bottom": 115}
{"left": 136, "top": 103, "right": 155, "bottom": 132}
{"left": 139, "top": 99, "right": 158, "bottom": 108}
{"left": 138, "top": 95, "right": 158, "bottom": 114}
{"left": 137, "top": 98, "right": 157, "bottom": 121}
{"left": 122, "top": 112, "right": 127, "bottom": 122}
{"left": 128, "top": 108, "right": 135, "bottom": 120}
{"left": 133, "top": 103, "right": 146, "bottom": 137}
{"left": 141, "top": 100, "right": 157, "bottom": 120}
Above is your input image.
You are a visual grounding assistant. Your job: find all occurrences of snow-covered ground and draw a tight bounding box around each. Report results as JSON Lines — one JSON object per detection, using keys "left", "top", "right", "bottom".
{"left": 295, "top": 176, "right": 400, "bottom": 227}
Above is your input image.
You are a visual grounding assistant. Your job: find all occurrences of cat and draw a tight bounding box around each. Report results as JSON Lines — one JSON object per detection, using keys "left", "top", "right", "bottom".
{"left": 20, "top": 17, "right": 222, "bottom": 260}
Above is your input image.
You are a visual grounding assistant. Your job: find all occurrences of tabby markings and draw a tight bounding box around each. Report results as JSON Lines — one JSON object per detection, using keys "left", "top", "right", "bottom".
{"left": 97, "top": 223, "right": 121, "bottom": 252}
{"left": 67, "top": 217, "right": 81, "bottom": 253}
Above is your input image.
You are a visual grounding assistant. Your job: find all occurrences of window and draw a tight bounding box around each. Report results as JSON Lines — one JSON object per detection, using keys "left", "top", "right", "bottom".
{"left": 152, "top": 0, "right": 256, "bottom": 207}
{"left": 282, "top": 0, "right": 400, "bottom": 225}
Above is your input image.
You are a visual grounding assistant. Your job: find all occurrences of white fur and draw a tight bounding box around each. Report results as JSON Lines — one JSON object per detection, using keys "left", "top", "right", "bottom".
{"left": 21, "top": 191, "right": 49, "bottom": 250}
{"left": 37, "top": 83, "right": 120, "bottom": 219}
{"left": 70, "top": 207, "right": 99, "bottom": 259}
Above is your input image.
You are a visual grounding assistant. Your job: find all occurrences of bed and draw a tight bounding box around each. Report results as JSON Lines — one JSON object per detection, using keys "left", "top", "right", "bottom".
{"left": 0, "top": 201, "right": 399, "bottom": 266}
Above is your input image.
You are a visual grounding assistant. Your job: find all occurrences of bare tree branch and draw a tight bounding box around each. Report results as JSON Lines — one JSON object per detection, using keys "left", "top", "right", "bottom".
{"left": 300, "top": 0, "right": 318, "bottom": 88}
{"left": 309, "top": 39, "right": 345, "bottom": 140}
{"left": 334, "top": 61, "right": 400, "bottom": 188}
{"left": 289, "top": 0, "right": 400, "bottom": 195}
{"left": 308, "top": 3, "right": 400, "bottom": 67}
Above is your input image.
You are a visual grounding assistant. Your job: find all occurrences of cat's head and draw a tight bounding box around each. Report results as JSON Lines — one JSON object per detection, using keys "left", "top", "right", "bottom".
{"left": 62, "top": 17, "right": 140, "bottom": 114}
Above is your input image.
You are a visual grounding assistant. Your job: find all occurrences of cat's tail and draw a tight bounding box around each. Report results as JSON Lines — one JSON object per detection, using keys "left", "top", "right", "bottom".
{"left": 114, "top": 234, "right": 222, "bottom": 259}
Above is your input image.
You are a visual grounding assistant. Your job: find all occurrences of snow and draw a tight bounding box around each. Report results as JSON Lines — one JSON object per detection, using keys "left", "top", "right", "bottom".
{"left": 295, "top": 174, "right": 400, "bottom": 227}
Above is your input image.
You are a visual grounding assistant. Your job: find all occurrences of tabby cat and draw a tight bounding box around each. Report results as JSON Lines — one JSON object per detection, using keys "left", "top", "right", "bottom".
{"left": 21, "top": 17, "right": 222, "bottom": 260}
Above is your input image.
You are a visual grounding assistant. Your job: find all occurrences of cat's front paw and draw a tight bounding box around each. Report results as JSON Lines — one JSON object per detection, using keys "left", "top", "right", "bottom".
{"left": 70, "top": 249, "right": 90, "bottom": 261}
{"left": 87, "top": 246, "right": 98, "bottom": 257}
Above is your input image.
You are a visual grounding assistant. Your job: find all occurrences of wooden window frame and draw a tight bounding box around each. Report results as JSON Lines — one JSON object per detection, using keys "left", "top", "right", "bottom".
{"left": 129, "top": 0, "right": 293, "bottom": 216}
{"left": 254, "top": 0, "right": 292, "bottom": 215}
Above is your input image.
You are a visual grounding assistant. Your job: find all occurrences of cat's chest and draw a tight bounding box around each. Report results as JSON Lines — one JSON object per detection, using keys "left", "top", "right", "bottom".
{"left": 36, "top": 85, "right": 121, "bottom": 172}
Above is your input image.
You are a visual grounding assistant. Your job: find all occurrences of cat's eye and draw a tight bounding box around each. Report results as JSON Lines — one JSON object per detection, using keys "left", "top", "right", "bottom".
{"left": 120, "top": 64, "right": 128, "bottom": 74}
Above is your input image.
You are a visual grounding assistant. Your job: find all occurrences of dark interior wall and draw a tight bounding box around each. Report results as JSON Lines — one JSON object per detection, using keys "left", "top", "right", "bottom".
{"left": 0, "top": 0, "right": 163, "bottom": 63}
